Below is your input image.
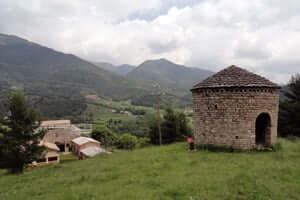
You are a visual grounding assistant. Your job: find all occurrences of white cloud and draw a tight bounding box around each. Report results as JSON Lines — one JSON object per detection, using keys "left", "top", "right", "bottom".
{"left": 1, "top": 0, "right": 300, "bottom": 83}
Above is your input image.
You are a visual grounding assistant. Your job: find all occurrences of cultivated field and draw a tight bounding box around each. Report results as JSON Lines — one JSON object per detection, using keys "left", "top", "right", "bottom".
{"left": 1, "top": 139, "right": 300, "bottom": 200}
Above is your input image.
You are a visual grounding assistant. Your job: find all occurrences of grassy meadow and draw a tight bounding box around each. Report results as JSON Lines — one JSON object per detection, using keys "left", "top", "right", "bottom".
{"left": 83, "top": 98, "right": 155, "bottom": 125}
{"left": 1, "top": 139, "right": 300, "bottom": 200}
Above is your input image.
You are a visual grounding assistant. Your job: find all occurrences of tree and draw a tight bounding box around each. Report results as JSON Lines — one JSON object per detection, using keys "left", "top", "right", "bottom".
{"left": 149, "top": 108, "right": 192, "bottom": 144}
{"left": 176, "top": 112, "right": 192, "bottom": 140}
{"left": 0, "top": 91, "right": 46, "bottom": 173}
{"left": 91, "top": 125, "right": 118, "bottom": 148}
{"left": 161, "top": 108, "right": 178, "bottom": 144}
{"left": 279, "top": 74, "right": 300, "bottom": 137}
{"left": 148, "top": 113, "right": 161, "bottom": 145}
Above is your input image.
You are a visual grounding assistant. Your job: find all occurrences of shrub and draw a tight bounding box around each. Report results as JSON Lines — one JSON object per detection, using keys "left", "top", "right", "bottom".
{"left": 137, "top": 137, "right": 150, "bottom": 148}
{"left": 118, "top": 134, "right": 138, "bottom": 150}
{"left": 271, "top": 142, "right": 283, "bottom": 152}
{"left": 91, "top": 126, "right": 118, "bottom": 148}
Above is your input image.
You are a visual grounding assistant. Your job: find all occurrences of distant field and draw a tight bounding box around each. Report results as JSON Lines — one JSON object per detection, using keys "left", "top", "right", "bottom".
{"left": 1, "top": 139, "right": 300, "bottom": 200}
{"left": 82, "top": 98, "right": 191, "bottom": 126}
{"left": 82, "top": 98, "right": 155, "bottom": 126}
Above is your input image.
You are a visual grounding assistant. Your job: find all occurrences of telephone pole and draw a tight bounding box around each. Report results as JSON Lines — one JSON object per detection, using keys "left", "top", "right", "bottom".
{"left": 157, "top": 93, "right": 162, "bottom": 146}
{"left": 153, "top": 83, "right": 162, "bottom": 146}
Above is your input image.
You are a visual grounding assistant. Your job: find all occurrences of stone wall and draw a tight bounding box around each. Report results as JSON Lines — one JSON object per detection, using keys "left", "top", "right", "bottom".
{"left": 192, "top": 87, "right": 280, "bottom": 149}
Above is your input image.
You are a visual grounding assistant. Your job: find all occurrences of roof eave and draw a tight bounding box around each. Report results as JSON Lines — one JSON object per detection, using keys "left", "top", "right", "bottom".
{"left": 191, "top": 85, "right": 281, "bottom": 92}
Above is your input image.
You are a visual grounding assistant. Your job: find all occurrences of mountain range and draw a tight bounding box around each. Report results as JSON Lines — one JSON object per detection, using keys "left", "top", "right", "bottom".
{"left": 127, "top": 59, "right": 213, "bottom": 89}
{"left": 95, "top": 59, "right": 213, "bottom": 90}
{"left": 0, "top": 33, "right": 213, "bottom": 119}
{"left": 94, "top": 62, "right": 136, "bottom": 76}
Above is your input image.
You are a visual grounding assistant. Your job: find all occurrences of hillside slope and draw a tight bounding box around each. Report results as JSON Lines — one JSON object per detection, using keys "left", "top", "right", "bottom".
{"left": 127, "top": 58, "right": 214, "bottom": 89}
{"left": 0, "top": 140, "right": 300, "bottom": 200}
{"left": 0, "top": 33, "right": 148, "bottom": 119}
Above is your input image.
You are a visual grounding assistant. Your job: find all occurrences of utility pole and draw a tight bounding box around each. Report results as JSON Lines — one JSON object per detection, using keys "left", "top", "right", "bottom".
{"left": 153, "top": 83, "right": 162, "bottom": 146}
{"left": 157, "top": 93, "right": 162, "bottom": 146}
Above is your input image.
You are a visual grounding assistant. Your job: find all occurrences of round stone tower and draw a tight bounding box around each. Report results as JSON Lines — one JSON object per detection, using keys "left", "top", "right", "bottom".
{"left": 191, "top": 65, "right": 281, "bottom": 149}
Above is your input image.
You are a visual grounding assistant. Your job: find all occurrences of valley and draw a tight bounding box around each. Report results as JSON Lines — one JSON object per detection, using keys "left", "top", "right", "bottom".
{"left": 0, "top": 33, "right": 212, "bottom": 122}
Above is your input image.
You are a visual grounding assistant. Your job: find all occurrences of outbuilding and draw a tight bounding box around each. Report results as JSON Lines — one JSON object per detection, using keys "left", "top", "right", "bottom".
{"left": 71, "top": 137, "right": 101, "bottom": 158}
{"left": 191, "top": 65, "right": 281, "bottom": 149}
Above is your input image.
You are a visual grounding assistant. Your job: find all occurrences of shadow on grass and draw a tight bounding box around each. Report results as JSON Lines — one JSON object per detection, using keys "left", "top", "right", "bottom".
{"left": 193, "top": 142, "right": 283, "bottom": 153}
{"left": 60, "top": 153, "right": 79, "bottom": 164}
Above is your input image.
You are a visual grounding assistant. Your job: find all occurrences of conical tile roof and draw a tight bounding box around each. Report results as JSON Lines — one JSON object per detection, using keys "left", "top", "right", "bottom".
{"left": 192, "top": 65, "right": 279, "bottom": 90}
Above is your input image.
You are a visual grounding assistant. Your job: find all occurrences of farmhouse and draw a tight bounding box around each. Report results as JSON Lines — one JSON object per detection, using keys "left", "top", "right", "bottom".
{"left": 71, "top": 137, "right": 102, "bottom": 159}
{"left": 43, "top": 128, "right": 80, "bottom": 152}
{"left": 33, "top": 141, "right": 60, "bottom": 165}
{"left": 191, "top": 65, "right": 280, "bottom": 149}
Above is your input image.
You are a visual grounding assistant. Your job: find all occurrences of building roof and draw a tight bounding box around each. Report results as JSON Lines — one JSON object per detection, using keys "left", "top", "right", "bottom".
{"left": 43, "top": 128, "right": 80, "bottom": 144}
{"left": 80, "top": 146, "right": 106, "bottom": 157}
{"left": 72, "top": 137, "right": 100, "bottom": 146}
{"left": 40, "top": 141, "right": 60, "bottom": 151}
{"left": 192, "top": 65, "right": 280, "bottom": 90}
{"left": 41, "top": 120, "right": 71, "bottom": 127}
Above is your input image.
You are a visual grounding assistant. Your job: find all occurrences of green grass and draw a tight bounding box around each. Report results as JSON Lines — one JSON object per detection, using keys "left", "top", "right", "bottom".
{"left": 1, "top": 139, "right": 300, "bottom": 200}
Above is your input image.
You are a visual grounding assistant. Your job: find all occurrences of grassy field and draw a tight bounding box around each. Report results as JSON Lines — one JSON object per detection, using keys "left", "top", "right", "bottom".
{"left": 83, "top": 98, "right": 156, "bottom": 126}
{"left": 1, "top": 139, "right": 300, "bottom": 200}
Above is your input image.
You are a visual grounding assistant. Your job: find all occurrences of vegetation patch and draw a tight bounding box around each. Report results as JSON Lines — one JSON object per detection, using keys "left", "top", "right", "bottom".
{"left": 1, "top": 139, "right": 300, "bottom": 200}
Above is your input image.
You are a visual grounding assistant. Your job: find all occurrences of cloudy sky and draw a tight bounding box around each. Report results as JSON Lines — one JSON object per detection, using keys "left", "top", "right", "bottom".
{"left": 1, "top": 0, "right": 300, "bottom": 83}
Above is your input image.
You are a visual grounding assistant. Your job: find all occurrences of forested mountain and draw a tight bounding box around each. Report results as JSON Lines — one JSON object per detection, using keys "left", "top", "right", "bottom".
{"left": 0, "top": 33, "right": 148, "bottom": 119}
{"left": 0, "top": 33, "right": 214, "bottom": 119}
{"left": 127, "top": 58, "right": 214, "bottom": 89}
{"left": 94, "top": 62, "right": 136, "bottom": 75}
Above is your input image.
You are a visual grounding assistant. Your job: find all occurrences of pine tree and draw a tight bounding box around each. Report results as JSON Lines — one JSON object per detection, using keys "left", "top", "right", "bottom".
{"left": 279, "top": 74, "right": 300, "bottom": 137}
{"left": 0, "top": 91, "right": 46, "bottom": 173}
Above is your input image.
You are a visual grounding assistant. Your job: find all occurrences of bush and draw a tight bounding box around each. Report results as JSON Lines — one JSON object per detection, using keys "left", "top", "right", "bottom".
{"left": 271, "top": 142, "right": 283, "bottom": 152}
{"left": 118, "top": 134, "right": 138, "bottom": 150}
{"left": 91, "top": 126, "right": 118, "bottom": 148}
{"left": 137, "top": 137, "right": 150, "bottom": 148}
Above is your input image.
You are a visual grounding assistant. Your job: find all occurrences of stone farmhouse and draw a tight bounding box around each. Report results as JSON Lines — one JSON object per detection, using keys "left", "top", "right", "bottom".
{"left": 191, "top": 65, "right": 280, "bottom": 149}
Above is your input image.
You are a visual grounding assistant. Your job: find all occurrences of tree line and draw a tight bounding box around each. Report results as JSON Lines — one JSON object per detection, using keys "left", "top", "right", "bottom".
{"left": 91, "top": 107, "right": 192, "bottom": 150}
{"left": 279, "top": 74, "right": 300, "bottom": 137}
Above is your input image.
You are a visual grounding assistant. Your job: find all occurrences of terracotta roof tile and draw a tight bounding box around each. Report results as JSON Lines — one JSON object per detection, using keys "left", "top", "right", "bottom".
{"left": 192, "top": 65, "right": 280, "bottom": 90}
